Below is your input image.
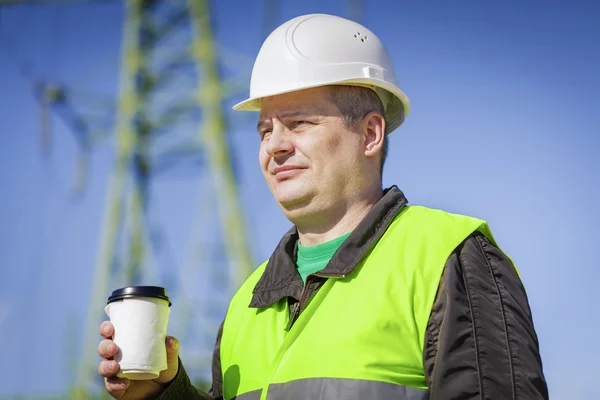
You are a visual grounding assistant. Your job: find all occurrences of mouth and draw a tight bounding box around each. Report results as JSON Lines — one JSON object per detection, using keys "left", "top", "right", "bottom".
{"left": 273, "top": 166, "right": 306, "bottom": 181}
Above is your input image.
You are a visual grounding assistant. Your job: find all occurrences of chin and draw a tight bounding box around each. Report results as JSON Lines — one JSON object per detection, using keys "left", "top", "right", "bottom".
{"left": 271, "top": 183, "right": 314, "bottom": 212}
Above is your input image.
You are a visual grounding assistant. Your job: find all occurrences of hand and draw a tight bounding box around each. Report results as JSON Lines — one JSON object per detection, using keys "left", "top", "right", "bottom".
{"left": 98, "top": 321, "right": 180, "bottom": 400}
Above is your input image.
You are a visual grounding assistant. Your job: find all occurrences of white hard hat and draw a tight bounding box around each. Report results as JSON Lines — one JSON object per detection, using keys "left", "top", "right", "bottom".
{"left": 233, "top": 13, "right": 410, "bottom": 134}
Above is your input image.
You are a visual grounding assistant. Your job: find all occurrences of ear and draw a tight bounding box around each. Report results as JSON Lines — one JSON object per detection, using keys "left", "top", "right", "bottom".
{"left": 362, "top": 112, "right": 386, "bottom": 159}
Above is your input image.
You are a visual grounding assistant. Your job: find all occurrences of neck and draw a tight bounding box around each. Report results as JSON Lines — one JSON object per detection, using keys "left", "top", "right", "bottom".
{"left": 296, "top": 186, "right": 383, "bottom": 246}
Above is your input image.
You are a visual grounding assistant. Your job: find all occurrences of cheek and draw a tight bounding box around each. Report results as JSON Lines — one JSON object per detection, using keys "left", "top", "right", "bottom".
{"left": 318, "top": 135, "right": 360, "bottom": 164}
{"left": 258, "top": 145, "right": 270, "bottom": 172}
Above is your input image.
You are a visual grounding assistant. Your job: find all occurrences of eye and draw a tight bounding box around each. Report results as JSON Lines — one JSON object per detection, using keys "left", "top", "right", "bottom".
{"left": 260, "top": 129, "right": 272, "bottom": 139}
{"left": 292, "top": 120, "right": 311, "bottom": 129}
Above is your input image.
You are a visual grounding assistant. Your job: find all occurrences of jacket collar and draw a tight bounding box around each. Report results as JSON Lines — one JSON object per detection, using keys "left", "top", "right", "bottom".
{"left": 249, "top": 186, "right": 409, "bottom": 308}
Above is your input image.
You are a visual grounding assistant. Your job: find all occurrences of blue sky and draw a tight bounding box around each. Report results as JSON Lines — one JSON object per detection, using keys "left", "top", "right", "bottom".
{"left": 1, "top": 1, "right": 599, "bottom": 398}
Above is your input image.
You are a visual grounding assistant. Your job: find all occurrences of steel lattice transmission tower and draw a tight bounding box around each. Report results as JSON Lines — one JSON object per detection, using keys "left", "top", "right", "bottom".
{"left": 72, "top": 0, "right": 255, "bottom": 397}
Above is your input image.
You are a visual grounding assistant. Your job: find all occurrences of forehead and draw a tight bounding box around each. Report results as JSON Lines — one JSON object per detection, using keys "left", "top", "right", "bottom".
{"left": 258, "top": 86, "right": 338, "bottom": 118}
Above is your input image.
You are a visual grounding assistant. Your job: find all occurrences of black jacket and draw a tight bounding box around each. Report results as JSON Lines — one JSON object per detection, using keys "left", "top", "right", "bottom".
{"left": 158, "top": 187, "right": 548, "bottom": 400}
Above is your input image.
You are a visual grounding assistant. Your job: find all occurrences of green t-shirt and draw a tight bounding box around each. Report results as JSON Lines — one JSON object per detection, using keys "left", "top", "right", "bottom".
{"left": 296, "top": 232, "right": 352, "bottom": 284}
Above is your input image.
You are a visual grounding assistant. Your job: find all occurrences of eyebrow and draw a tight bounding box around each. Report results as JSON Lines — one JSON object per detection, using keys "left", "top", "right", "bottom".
{"left": 256, "top": 110, "right": 320, "bottom": 133}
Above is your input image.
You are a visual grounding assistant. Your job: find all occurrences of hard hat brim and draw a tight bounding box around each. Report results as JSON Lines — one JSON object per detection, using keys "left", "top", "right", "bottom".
{"left": 232, "top": 79, "right": 410, "bottom": 133}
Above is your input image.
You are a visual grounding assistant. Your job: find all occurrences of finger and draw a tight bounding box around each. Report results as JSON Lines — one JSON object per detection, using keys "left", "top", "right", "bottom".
{"left": 166, "top": 336, "right": 179, "bottom": 364}
{"left": 99, "top": 321, "right": 114, "bottom": 339}
{"left": 98, "top": 360, "right": 120, "bottom": 378}
{"left": 105, "top": 376, "right": 130, "bottom": 397}
{"left": 98, "top": 339, "right": 119, "bottom": 359}
{"left": 155, "top": 336, "right": 179, "bottom": 384}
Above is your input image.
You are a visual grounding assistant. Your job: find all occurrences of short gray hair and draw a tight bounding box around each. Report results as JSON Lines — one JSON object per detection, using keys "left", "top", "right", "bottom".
{"left": 326, "top": 85, "right": 389, "bottom": 175}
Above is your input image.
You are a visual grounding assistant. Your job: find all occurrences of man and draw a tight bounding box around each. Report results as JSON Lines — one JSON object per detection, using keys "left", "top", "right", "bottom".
{"left": 98, "top": 14, "right": 548, "bottom": 400}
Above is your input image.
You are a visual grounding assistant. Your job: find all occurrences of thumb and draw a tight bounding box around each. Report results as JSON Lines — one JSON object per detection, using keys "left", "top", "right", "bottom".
{"left": 156, "top": 336, "right": 179, "bottom": 384}
{"left": 166, "top": 336, "right": 179, "bottom": 363}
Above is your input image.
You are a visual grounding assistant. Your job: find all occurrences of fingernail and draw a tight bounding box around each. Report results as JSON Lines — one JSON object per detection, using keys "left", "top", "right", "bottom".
{"left": 170, "top": 337, "right": 178, "bottom": 349}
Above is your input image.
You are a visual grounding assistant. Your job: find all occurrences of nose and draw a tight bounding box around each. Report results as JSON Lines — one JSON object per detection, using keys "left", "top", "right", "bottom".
{"left": 265, "top": 120, "right": 294, "bottom": 158}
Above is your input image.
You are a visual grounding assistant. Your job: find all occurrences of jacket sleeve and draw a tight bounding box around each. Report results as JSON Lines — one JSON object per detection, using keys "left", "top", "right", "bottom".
{"left": 423, "top": 232, "right": 548, "bottom": 400}
{"left": 155, "top": 359, "right": 213, "bottom": 400}
{"left": 157, "top": 322, "right": 224, "bottom": 400}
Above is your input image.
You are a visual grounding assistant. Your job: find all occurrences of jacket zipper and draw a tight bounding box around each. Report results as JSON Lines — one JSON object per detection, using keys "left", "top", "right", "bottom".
{"left": 285, "top": 273, "right": 346, "bottom": 331}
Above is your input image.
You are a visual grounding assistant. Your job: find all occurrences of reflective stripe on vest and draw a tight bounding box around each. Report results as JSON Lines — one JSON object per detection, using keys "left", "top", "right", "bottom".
{"left": 221, "top": 206, "right": 497, "bottom": 400}
{"left": 233, "top": 378, "right": 429, "bottom": 400}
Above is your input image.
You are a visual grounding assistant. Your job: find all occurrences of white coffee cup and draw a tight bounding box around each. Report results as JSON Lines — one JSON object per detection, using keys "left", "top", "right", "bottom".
{"left": 105, "top": 286, "right": 172, "bottom": 380}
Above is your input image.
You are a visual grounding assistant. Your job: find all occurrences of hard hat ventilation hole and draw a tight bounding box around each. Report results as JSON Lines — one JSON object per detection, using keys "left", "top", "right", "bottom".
{"left": 354, "top": 32, "right": 368, "bottom": 43}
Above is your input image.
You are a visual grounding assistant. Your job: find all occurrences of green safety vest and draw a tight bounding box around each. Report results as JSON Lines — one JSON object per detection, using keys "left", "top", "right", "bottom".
{"left": 220, "top": 205, "right": 497, "bottom": 400}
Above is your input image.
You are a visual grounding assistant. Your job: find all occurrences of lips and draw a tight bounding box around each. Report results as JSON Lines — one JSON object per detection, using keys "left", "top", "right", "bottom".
{"left": 273, "top": 165, "right": 306, "bottom": 181}
{"left": 274, "top": 165, "right": 304, "bottom": 174}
